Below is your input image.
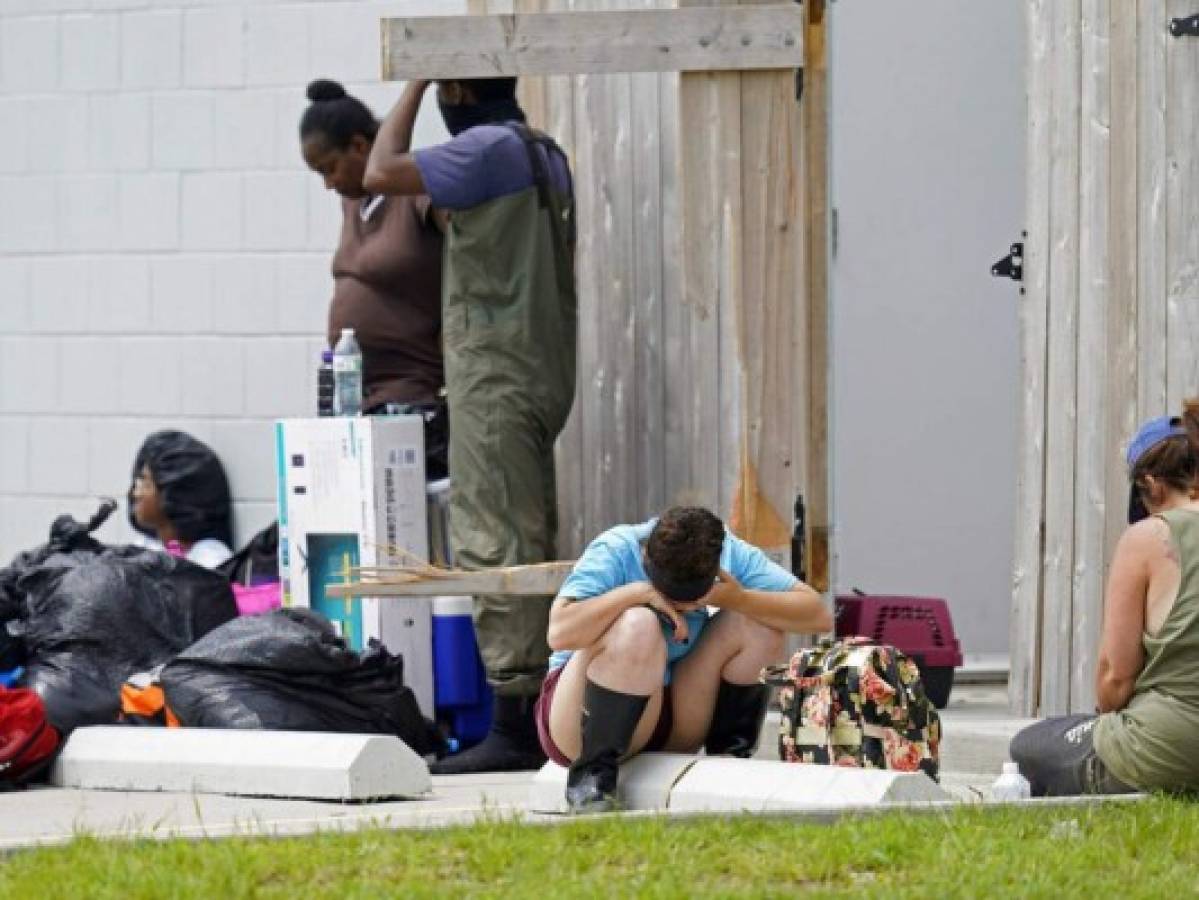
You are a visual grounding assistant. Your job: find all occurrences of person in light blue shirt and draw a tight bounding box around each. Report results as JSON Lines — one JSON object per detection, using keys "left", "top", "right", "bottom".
{"left": 535, "top": 507, "right": 831, "bottom": 813}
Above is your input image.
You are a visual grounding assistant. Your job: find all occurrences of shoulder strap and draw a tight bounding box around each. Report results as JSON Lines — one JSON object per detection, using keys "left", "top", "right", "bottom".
{"left": 507, "top": 123, "right": 577, "bottom": 292}
{"left": 510, "top": 122, "right": 552, "bottom": 210}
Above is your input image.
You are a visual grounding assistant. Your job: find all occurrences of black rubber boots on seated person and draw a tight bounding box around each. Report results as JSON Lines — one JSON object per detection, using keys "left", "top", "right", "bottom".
{"left": 430, "top": 695, "right": 545, "bottom": 774}
{"left": 566, "top": 680, "right": 649, "bottom": 814}
{"left": 704, "top": 680, "right": 770, "bottom": 758}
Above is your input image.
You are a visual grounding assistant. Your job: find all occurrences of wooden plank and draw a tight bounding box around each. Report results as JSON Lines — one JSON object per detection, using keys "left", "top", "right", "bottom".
{"left": 1103, "top": 1, "right": 1139, "bottom": 625}
{"left": 729, "top": 62, "right": 802, "bottom": 565}
{"left": 1069, "top": 0, "right": 1111, "bottom": 715}
{"left": 1010, "top": 0, "right": 1053, "bottom": 717}
{"left": 569, "top": 66, "right": 605, "bottom": 538}
{"left": 1165, "top": 0, "right": 1199, "bottom": 409}
{"left": 599, "top": 63, "right": 638, "bottom": 529}
{"left": 678, "top": 61, "right": 738, "bottom": 514}
{"left": 672, "top": 2, "right": 738, "bottom": 523}
{"left": 716, "top": 91, "right": 745, "bottom": 525}
{"left": 802, "top": 0, "right": 830, "bottom": 591}
{"left": 382, "top": 6, "right": 804, "bottom": 79}
{"left": 329, "top": 562, "right": 574, "bottom": 598}
{"left": 658, "top": 66, "right": 688, "bottom": 511}
{"left": 1038, "top": 0, "right": 1083, "bottom": 718}
{"left": 1138, "top": 0, "right": 1168, "bottom": 420}
{"left": 631, "top": 4, "right": 670, "bottom": 521}
{"left": 533, "top": 1, "right": 589, "bottom": 559}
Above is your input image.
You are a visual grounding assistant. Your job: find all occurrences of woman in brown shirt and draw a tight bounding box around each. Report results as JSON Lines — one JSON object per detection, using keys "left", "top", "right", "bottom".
{"left": 300, "top": 79, "right": 444, "bottom": 411}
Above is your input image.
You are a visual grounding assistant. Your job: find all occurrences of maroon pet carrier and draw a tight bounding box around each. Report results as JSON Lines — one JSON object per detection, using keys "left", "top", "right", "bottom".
{"left": 835, "top": 595, "right": 963, "bottom": 708}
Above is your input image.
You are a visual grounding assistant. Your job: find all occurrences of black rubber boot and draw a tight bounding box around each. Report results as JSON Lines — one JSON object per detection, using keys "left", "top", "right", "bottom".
{"left": 429, "top": 695, "right": 546, "bottom": 775}
{"left": 566, "top": 680, "right": 649, "bottom": 814}
{"left": 703, "top": 680, "right": 769, "bottom": 758}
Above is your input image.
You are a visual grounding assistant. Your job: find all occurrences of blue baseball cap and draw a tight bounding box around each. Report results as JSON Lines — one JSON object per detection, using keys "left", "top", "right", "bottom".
{"left": 1126, "top": 415, "right": 1185, "bottom": 468}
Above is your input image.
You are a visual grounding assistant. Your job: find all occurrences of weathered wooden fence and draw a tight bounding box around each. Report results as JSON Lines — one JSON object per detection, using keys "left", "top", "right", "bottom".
{"left": 388, "top": 1, "right": 830, "bottom": 579}
{"left": 1013, "top": 0, "right": 1199, "bottom": 715}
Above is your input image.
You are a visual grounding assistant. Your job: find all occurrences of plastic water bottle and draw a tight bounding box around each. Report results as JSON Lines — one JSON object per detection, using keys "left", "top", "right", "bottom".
{"left": 317, "top": 349, "right": 335, "bottom": 417}
{"left": 333, "top": 328, "right": 363, "bottom": 417}
{"left": 991, "top": 761, "right": 1031, "bottom": 801}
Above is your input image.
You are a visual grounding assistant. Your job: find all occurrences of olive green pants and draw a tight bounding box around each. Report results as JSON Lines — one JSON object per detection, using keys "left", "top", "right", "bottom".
{"left": 448, "top": 397, "right": 559, "bottom": 698}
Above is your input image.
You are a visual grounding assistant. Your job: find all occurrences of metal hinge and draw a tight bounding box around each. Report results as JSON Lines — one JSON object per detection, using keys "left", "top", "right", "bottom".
{"left": 830, "top": 207, "right": 839, "bottom": 259}
{"left": 991, "top": 238, "right": 1024, "bottom": 284}
{"left": 1170, "top": 14, "right": 1199, "bottom": 36}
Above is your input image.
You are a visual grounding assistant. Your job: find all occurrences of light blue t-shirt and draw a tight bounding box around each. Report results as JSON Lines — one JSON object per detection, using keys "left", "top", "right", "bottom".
{"left": 548, "top": 519, "right": 799, "bottom": 683}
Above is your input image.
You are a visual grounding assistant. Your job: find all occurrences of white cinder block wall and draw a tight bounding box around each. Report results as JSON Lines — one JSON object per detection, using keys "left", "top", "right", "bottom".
{"left": 0, "top": 0, "right": 458, "bottom": 560}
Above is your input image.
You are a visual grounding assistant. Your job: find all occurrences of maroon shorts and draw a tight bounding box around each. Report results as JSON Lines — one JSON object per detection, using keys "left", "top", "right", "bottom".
{"left": 535, "top": 665, "right": 673, "bottom": 767}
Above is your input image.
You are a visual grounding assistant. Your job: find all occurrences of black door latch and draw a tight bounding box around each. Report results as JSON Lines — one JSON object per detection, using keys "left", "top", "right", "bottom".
{"left": 991, "top": 241, "right": 1024, "bottom": 283}
{"left": 1170, "top": 14, "right": 1199, "bottom": 36}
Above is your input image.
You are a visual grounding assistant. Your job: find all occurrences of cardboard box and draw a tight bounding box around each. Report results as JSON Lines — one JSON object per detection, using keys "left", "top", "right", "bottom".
{"left": 275, "top": 417, "right": 434, "bottom": 716}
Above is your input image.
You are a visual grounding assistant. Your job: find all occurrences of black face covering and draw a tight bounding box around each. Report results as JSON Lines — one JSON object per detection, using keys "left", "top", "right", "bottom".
{"left": 438, "top": 97, "right": 526, "bottom": 136}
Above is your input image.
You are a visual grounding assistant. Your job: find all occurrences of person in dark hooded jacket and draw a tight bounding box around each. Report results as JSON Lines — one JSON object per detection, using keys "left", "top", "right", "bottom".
{"left": 127, "top": 431, "right": 234, "bottom": 570}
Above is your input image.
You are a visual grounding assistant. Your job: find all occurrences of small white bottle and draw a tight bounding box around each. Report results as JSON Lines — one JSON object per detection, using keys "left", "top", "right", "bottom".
{"left": 332, "top": 328, "right": 363, "bottom": 417}
{"left": 991, "top": 761, "right": 1032, "bottom": 801}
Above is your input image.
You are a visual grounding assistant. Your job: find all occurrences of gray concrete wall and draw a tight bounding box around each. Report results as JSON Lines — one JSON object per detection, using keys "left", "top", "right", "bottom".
{"left": 829, "top": 1, "right": 1026, "bottom": 660}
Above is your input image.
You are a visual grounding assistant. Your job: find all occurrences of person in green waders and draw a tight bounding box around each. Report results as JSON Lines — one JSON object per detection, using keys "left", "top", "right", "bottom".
{"left": 364, "top": 78, "right": 576, "bottom": 773}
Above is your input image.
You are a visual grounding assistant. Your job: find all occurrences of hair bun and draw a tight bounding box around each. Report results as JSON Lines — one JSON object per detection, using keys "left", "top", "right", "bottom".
{"left": 306, "top": 79, "right": 347, "bottom": 103}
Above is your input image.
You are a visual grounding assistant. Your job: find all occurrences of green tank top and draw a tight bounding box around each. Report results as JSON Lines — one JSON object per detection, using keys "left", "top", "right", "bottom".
{"left": 1094, "top": 508, "right": 1199, "bottom": 791}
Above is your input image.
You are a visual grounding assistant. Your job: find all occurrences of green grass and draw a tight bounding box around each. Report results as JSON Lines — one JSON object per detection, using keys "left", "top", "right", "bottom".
{"left": 1, "top": 798, "right": 1196, "bottom": 899}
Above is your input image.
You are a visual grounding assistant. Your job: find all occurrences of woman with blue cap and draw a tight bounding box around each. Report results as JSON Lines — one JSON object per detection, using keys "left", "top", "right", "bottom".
{"left": 1011, "top": 402, "right": 1199, "bottom": 795}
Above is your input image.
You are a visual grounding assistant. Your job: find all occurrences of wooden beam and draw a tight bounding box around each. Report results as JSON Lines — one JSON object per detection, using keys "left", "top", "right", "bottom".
{"left": 327, "top": 562, "right": 574, "bottom": 598}
{"left": 381, "top": 5, "right": 804, "bottom": 79}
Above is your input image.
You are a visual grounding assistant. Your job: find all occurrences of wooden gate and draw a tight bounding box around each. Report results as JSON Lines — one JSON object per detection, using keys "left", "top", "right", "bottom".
{"left": 385, "top": 1, "right": 830, "bottom": 581}
{"left": 1013, "top": 1, "right": 1199, "bottom": 715}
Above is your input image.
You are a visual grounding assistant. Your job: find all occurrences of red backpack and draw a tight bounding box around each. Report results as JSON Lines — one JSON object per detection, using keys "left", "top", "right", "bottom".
{"left": 0, "top": 687, "right": 60, "bottom": 788}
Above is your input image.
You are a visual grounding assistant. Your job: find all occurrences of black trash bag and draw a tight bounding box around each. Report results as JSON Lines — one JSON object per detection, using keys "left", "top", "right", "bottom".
{"left": 128, "top": 431, "right": 233, "bottom": 549}
{"left": 161, "top": 608, "right": 443, "bottom": 756}
{"left": 0, "top": 500, "right": 119, "bottom": 672}
{"left": 216, "top": 522, "right": 279, "bottom": 586}
{"left": 19, "top": 547, "right": 237, "bottom": 734}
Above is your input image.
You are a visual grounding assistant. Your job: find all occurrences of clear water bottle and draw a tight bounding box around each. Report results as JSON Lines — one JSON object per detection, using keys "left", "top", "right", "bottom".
{"left": 991, "top": 761, "right": 1031, "bottom": 801}
{"left": 333, "top": 328, "right": 363, "bottom": 417}
{"left": 317, "top": 349, "right": 335, "bottom": 417}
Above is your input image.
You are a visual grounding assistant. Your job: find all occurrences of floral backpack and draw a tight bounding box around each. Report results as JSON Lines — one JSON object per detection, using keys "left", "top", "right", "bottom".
{"left": 762, "top": 636, "right": 941, "bottom": 780}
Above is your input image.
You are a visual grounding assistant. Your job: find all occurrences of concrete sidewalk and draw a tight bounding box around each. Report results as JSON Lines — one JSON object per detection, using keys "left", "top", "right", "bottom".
{"left": 0, "top": 684, "right": 1036, "bottom": 850}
